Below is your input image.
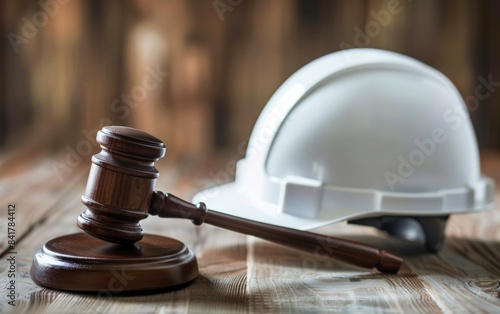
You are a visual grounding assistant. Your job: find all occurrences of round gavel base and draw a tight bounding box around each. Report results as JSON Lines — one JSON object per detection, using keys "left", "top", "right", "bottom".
{"left": 31, "top": 233, "right": 199, "bottom": 293}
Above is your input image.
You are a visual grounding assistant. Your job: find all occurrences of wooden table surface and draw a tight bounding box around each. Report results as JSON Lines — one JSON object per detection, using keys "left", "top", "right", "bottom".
{"left": 1, "top": 152, "right": 500, "bottom": 314}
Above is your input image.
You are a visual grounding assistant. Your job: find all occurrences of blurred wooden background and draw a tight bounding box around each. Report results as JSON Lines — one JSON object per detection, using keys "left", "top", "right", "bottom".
{"left": 1, "top": 0, "right": 499, "bottom": 161}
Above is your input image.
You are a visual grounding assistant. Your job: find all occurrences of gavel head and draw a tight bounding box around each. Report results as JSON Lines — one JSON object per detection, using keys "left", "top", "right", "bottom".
{"left": 77, "top": 126, "right": 166, "bottom": 244}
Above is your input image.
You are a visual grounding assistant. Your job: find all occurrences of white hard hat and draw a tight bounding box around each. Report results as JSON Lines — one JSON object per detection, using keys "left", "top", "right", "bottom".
{"left": 194, "top": 48, "right": 494, "bottom": 251}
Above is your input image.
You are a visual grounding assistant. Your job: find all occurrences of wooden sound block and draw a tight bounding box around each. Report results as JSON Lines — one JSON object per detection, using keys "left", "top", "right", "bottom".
{"left": 31, "top": 233, "right": 199, "bottom": 293}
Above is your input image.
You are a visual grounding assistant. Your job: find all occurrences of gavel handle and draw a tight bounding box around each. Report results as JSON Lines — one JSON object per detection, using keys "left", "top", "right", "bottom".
{"left": 150, "top": 191, "right": 402, "bottom": 273}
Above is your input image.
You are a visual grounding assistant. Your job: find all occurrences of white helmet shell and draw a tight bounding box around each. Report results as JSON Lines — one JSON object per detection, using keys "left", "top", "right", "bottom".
{"left": 194, "top": 49, "right": 494, "bottom": 241}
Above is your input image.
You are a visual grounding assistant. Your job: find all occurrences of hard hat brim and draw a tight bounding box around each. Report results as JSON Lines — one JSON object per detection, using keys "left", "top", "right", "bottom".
{"left": 193, "top": 182, "right": 349, "bottom": 230}
{"left": 193, "top": 176, "right": 495, "bottom": 230}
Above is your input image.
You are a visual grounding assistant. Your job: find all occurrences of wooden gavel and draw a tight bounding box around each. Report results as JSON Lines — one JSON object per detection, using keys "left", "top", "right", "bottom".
{"left": 77, "top": 126, "right": 402, "bottom": 273}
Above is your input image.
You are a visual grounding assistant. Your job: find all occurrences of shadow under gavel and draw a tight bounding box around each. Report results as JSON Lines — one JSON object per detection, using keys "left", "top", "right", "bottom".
{"left": 77, "top": 126, "right": 402, "bottom": 274}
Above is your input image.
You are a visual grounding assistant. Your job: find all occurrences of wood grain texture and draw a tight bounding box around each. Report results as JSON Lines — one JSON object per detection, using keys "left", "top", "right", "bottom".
{"left": 0, "top": 155, "right": 499, "bottom": 313}
{"left": 0, "top": 157, "right": 85, "bottom": 254}
{"left": 5, "top": 0, "right": 500, "bottom": 155}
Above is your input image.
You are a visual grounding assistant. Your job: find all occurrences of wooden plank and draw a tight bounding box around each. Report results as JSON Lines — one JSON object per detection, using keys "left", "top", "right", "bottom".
{"left": 245, "top": 225, "right": 442, "bottom": 312}
{"left": 244, "top": 208, "right": 500, "bottom": 313}
{"left": 1, "top": 157, "right": 500, "bottom": 313}
{"left": 0, "top": 182, "right": 85, "bottom": 314}
{"left": 0, "top": 157, "right": 86, "bottom": 254}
